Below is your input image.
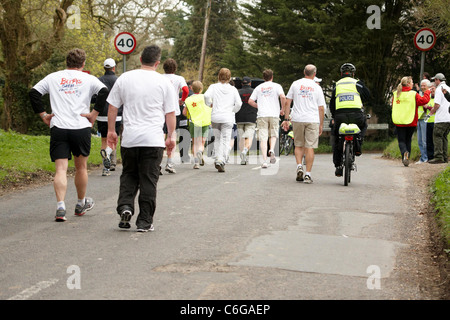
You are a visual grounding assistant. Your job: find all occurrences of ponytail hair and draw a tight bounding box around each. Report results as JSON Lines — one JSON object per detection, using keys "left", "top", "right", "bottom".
{"left": 396, "top": 76, "right": 412, "bottom": 97}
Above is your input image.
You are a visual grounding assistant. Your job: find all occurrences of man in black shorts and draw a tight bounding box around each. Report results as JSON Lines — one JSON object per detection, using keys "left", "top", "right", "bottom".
{"left": 29, "top": 48, "right": 108, "bottom": 222}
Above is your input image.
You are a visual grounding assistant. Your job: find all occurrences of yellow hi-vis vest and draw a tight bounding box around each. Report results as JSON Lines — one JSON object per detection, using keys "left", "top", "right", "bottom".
{"left": 185, "top": 94, "right": 211, "bottom": 127}
{"left": 426, "top": 98, "right": 435, "bottom": 123}
{"left": 335, "top": 77, "right": 363, "bottom": 110}
{"left": 392, "top": 90, "right": 416, "bottom": 125}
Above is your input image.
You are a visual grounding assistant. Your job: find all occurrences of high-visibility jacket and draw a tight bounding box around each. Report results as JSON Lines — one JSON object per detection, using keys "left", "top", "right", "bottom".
{"left": 392, "top": 90, "right": 416, "bottom": 125}
{"left": 184, "top": 94, "right": 211, "bottom": 127}
{"left": 335, "top": 77, "right": 363, "bottom": 110}
{"left": 426, "top": 98, "right": 435, "bottom": 123}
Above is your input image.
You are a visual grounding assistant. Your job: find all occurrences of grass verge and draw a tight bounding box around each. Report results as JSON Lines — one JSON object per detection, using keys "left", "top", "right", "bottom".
{"left": 382, "top": 133, "right": 450, "bottom": 250}
{"left": 430, "top": 167, "right": 450, "bottom": 249}
{"left": 0, "top": 129, "right": 117, "bottom": 187}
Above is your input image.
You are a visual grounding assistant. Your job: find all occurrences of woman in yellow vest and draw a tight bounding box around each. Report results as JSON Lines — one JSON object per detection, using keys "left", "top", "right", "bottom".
{"left": 183, "top": 81, "right": 212, "bottom": 169}
{"left": 426, "top": 83, "right": 436, "bottom": 160}
{"left": 391, "top": 76, "right": 430, "bottom": 166}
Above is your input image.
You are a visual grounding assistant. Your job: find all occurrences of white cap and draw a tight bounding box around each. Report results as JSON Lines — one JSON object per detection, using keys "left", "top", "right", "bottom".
{"left": 104, "top": 58, "right": 116, "bottom": 68}
{"left": 314, "top": 76, "right": 322, "bottom": 83}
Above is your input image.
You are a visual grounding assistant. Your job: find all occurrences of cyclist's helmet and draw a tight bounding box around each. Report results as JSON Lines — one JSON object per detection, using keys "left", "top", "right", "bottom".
{"left": 340, "top": 63, "right": 356, "bottom": 76}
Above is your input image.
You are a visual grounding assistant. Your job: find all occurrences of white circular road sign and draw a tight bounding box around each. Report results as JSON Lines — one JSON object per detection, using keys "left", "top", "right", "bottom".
{"left": 414, "top": 28, "right": 436, "bottom": 52}
{"left": 114, "top": 32, "right": 137, "bottom": 55}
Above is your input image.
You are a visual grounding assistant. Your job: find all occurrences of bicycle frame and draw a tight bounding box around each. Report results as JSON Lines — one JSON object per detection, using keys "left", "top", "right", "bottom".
{"left": 339, "top": 123, "right": 361, "bottom": 186}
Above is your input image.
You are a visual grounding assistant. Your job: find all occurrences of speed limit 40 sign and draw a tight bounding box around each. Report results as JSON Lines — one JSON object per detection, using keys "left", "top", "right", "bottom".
{"left": 414, "top": 28, "right": 436, "bottom": 52}
{"left": 114, "top": 32, "right": 137, "bottom": 55}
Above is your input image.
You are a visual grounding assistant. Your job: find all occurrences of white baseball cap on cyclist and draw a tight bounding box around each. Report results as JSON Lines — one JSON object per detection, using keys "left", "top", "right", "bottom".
{"left": 104, "top": 58, "right": 116, "bottom": 68}
{"left": 314, "top": 77, "right": 322, "bottom": 83}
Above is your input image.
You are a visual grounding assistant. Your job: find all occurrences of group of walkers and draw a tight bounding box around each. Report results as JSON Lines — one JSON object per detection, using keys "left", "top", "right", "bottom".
{"left": 29, "top": 45, "right": 449, "bottom": 232}
{"left": 391, "top": 72, "right": 450, "bottom": 166}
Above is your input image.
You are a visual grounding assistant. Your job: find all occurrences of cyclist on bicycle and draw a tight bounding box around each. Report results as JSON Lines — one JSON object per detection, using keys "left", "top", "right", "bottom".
{"left": 330, "top": 63, "right": 371, "bottom": 177}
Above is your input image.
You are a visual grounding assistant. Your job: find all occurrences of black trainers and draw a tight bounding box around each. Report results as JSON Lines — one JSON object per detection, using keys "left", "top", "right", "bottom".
{"left": 119, "top": 210, "right": 132, "bottom": 229}
{"left": 215, "top": 161, "right": 225, "bottom": 172}
{"left": 296, "top": 166, "right": 304, "bottom": 182}
{"left": 303, "top": 175, "right": 313, "bottom": 184}
{"left": 55, "top": 208, "right": 67, "bottom": 222}
{"left": 402, "top": 152, "right": 409, "bottom": 166}
{"left": 74, "top": 197, "right": 94, "bottom": 216}
{"left": 429, "top": 158, "right": 445, "bottom": 164}
{"left": 165, "top": 163, "right": 176, "bottom": 174}
{"left": 137, "top": 224, "right": 155, "bottom": 232}
{"left": 100, "top": 149, "right": 111, "bottom": 169}
{"left": 335, "top": 166, "right": 343, "bottom": 177}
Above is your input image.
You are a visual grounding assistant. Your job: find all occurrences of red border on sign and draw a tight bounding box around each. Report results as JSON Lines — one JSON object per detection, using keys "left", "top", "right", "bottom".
{"left": 114, "top": 32, "right": 137, "bottom": 55}
{"left": 414, "top": 28, "right": 436, "bottom": 52}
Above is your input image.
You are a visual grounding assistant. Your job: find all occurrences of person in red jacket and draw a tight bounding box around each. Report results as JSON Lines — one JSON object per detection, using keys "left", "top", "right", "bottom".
{"left": 391, "top": 76, "right": 430, "bottom": 166}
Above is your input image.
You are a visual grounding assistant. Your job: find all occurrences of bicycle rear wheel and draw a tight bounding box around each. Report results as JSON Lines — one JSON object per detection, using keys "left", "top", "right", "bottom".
{"left": 285, "top": 138, "right": 294, "bottom": 156}
{"left": 279, "top": 134, "right": 286, "bottom": 155}
{"left": 344, "top": 141, "right": 352, "bottom": 186}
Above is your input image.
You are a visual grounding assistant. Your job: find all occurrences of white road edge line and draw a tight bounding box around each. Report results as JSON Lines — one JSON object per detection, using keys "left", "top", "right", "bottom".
{"left": 7, "top": 278, "right": 59, "bottom": 300}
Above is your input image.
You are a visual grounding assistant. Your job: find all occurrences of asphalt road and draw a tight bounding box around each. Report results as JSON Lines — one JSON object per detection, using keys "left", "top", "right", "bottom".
{"left": 0, "top": 152, "right": 443, "bottom": 303}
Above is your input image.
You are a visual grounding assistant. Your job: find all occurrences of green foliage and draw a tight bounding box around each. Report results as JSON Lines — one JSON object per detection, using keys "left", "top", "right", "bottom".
{"left": 430, "top": 166, "right": 450, "bottom": 247}
{"left": 383, "top": 133, "right": 450, "bottom": 161}
{"left": 0, "top": 129, "right": 112, "bottom": 186}
{"left": 222, "top": 0, "right": 443, "bottom": 124}
{"left": 167, "top": 0, "right": 241, "bottom": 74}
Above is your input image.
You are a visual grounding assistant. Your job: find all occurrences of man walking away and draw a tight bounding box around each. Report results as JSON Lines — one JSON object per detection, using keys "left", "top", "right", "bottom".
{"left": 96, "top": 58, "right": 122, "bottom": 175}
{"left": 248, "top": 69, "right": 286, "bottom": 168}
{"left": 29, "top": 48, "right": 108, "bottom": 222}
{"left": 107, "top": 45, "right": 178, "bottom": 232}
{"left": 283, "top": 64, "right": 326, "bottom": 184}
{"left": 236, "top": 76, "right": 256, "bottom": 165}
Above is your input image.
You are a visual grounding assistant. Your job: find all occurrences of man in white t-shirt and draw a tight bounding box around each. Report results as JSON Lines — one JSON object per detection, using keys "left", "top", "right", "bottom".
{"left": 248, "top": 69, "right": 286, "bottom": 168}
{"left": 429, "top": 73, "right": 450, "bottom": 164}
{"left": 162, "top": 58, "right": 190, "bottom": 173}
{"left": 29, "top": 48, "right": 108, "bottom": 222}
{"left": 283, "top": 65, "right": 326, "bottom": 184}
{"left": 107, "top": 45, "right": 178, "bottom": 232}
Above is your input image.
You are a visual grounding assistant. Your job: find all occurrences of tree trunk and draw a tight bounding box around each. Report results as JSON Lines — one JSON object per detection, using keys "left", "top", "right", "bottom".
{"left": 0, "top": 0, "right": 73, "bottom": 133}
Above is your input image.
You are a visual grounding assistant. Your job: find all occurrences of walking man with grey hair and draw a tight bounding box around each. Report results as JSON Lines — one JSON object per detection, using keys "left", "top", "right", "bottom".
{"left": 282, "top": 64, "right": 326, "bottom": 184}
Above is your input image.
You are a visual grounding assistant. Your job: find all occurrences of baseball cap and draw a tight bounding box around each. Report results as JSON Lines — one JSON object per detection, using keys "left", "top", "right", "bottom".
{"left": 314, "top": 77, "right": 322, "bottom": 83}
{"left": 104, "top": 58, "right": 116, "bottom": 68}
{"left": 431, "top": 73, "right": 446, "bottom": 81}
{"left": 242, "top": 76, "right": 251, "bottom": 84}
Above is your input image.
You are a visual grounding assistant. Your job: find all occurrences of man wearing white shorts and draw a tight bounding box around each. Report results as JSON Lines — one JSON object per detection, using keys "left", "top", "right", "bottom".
{"left": 283, "top": 64, "right": 326, "bottom": 184}
{"left": 249, "top": 69, "right": 286, "bottom": 168}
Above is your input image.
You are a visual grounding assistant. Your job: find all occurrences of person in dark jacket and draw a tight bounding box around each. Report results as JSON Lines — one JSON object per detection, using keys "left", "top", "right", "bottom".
{"left": 235, "top": 77, "right": 256, "bottom": 165}
{"left": 97, "top": 58, "right": 122, "bottom": 175}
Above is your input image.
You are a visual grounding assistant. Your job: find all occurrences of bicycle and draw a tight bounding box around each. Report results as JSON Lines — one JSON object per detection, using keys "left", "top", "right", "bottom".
{"left": 338, "top": 123, "right": 361, "bottom": 186}
{"left": 337, "top": 113, "right": 371, "bottom": 186}
{"left": 279, "top": 122, "right": 294, "bottom": 156}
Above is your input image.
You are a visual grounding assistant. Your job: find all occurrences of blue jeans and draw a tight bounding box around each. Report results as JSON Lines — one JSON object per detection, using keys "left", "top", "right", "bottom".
{"left": 417, "top": 119, "right": 428, "bottom": 162}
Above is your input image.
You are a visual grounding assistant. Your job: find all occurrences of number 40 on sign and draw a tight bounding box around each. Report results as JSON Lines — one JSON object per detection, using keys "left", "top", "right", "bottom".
{"left": 414, "top": 28, "right": 436, "bottom": 52}
{"left": 114, "top": 32, "right": 137, "bottom": 55}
